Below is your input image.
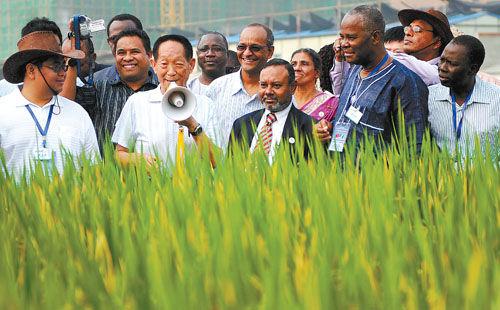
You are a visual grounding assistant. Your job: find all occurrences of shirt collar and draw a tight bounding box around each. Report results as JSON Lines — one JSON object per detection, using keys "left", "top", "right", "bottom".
{"left": 13, "top": 87, "right": 56, "bottom": 108}
{"left": 109, "top": 65, "right": 158, "bottom": 87}
{"left": 228, "top": 70, "right": 246, "bottom": 96}
{"left": 434, "top": 76, "right": 493, "bottom": 105}
{"left": 148, "top": 85, "right": 164, "bottom": 103}
{"left": 263, "top": 100, "right": 293, "bottom": 120}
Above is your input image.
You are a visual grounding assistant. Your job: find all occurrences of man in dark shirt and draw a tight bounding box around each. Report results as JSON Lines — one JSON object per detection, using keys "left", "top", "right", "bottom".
{"left": 63, "top": 29, "right": 158, "bottom": 148}
{"left": 316, "top": 5, "right": 428, "bottom": 154}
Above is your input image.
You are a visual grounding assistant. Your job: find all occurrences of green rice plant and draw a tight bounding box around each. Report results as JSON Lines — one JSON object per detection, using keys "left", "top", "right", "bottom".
{"left": 0, "top": 127, "right": 498, "bottom": 309}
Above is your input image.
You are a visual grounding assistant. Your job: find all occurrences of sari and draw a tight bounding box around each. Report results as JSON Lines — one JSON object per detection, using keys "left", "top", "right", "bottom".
{"left": 298, "top": 91, "right": 339, "bottom": 122}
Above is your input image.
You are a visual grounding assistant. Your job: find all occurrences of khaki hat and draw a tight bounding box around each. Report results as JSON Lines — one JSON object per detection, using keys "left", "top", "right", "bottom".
{"left": 3, "top": 31, "right": 85, "bottom": 83}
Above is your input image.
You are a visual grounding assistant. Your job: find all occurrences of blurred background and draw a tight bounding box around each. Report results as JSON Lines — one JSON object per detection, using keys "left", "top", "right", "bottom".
{"left": 0, "top": 0, "right": 499, "bottom": 77}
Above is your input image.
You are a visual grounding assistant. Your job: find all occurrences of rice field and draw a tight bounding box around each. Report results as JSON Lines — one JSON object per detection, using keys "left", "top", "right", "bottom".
{"left": 0, "top": 133, "right": 498, "bottom": 309}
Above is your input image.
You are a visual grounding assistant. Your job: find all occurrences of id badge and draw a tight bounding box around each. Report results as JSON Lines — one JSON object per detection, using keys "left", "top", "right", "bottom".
{"left": 34, "top": 147, "right": 52, "bottom": 161}
{"left": 328, "top": 122, "right": 351, "bottom": 152}
{"left": 345, "top": 105, "right": 363, "bottom": 124}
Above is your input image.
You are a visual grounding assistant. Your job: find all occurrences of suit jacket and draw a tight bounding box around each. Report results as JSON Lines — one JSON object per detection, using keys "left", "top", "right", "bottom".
{"left": 229, "top": 105, "right": 315, "bottom": 161}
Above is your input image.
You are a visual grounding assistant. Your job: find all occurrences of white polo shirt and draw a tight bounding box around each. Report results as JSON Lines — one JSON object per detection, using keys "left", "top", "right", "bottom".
{"left": 112, "top": 85, "right": 213, "bottom": 163}
{"left": 0, "top": 87, "right": 100, "bottom": 176}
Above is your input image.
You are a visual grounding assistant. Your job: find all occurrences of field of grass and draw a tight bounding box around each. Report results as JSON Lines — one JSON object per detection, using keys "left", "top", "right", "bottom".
{"left": 0, "top": 135, "right": 498, "bottom": 309}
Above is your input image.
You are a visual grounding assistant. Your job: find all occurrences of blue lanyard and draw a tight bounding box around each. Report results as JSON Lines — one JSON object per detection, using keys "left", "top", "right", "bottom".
{"left": 25, "top": 104, "right": 54, "bottom": 148}
{"left": 451, "top": 90, "right": 473, "bottom": 140}
{"left": 367, "top": 53, "right": 389, "bottom": 78}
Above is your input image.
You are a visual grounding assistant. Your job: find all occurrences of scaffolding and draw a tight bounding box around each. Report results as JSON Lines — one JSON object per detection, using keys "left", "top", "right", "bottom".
{"left": 0, "top": 0, "right": 370, "bottom": 61}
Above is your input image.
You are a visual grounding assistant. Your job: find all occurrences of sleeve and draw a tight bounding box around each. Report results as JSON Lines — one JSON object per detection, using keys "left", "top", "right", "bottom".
{"left": 330, "top": 60, "right": 350, "bottom": 96}
{"left": 393, "top": 75, "right": 430, "bottom": 154}
{"left": 83, "top": 115, "right": 101, "bottom": 161}
{"left": 391, "top": 52, "right": 440, "bottom": 86}
{"left": 111, "top": 97, "right": 135, "bottom": 149}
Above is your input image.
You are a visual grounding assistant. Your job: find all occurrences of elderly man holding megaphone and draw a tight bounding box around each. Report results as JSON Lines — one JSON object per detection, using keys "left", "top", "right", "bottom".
{"left": 112, "top": 34, "right": 216, "bottom": 167}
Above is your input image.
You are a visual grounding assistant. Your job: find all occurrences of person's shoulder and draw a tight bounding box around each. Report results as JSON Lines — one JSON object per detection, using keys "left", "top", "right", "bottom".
{"left": 474, "top": 77, "right": 500, "bottom": 104}
{"left": 391, "top": 60, "right": 427, "bottom": 87}
{"left": 290, "top": 105, "right": 315, "bottom": 124}
{"left": 234, "top": 108, "right": 263, "bottom": 125}
{"left": 210, "top": 72, "right": 238, "bottom": 88}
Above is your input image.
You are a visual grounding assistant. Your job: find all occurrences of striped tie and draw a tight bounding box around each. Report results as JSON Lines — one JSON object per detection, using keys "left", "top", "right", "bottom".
{"left": 258, "top": 112, "right": 277, "bottom": 155}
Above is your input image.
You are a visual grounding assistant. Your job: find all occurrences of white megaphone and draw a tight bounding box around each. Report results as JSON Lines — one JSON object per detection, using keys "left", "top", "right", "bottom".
{"left": 161, "top": 82, "right": 197, "bottom": 121}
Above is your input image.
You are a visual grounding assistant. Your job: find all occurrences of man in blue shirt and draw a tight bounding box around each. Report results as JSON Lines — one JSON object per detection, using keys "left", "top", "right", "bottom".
{"left": 316, "top": 5, "right": 429, "bottom": 154}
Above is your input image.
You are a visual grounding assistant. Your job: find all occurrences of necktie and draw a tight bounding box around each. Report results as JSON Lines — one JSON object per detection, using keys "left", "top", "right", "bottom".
{"left": 258, "top": 112, "right": 277, "bottom": 155}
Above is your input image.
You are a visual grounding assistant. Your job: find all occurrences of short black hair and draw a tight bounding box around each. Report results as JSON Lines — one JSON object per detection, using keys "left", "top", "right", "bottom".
{"left": 318, "top": 44, "right": 334, "bottom": 93}
{"left": 199, "top": 31, "right": 228, "bottom": 50}
{"left": 244, "top": 23, "right": 274, "bottom": 46}
{"left": 21, "top": 17, "right": 63, "bottom": 44}
{"left": 384, "top": 26, "right": 404, "bottom": 43}
{"left": 112, "top": 29, "right": 151, "bottom": 54}
{"left": 262, "top": 58, "right": 295, "bottom": 85}
{"left": 106, "top": 13, "right": 143, "bottom": 37}
{"left": 450, "top": 35, "right": 485, "bottom": 69}
{"left": 153, "top": 34, "right": 193, "bottom": 61}
{"left": 291, "top": 48, "right": 322, "bottom": 72}
{"left": 347, "top": 5, "right": 385, "bottom": 34}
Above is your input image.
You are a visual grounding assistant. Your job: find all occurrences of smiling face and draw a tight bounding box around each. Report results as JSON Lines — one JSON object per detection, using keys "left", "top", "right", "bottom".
{"left": 196, "top": 33, "right": 228, "bottom": 78}
{"left": 237, "top": 26, "right": 274, "bottom": 76}
{"left": 291, "top": 51, "right": 319, "bottom": 86}
{"left": 114, "top": 35, "right": 151, "bottom": 85}
{"left": 152, "top": 40, "right": 195, "bottom": 93}
{"left": 339, "top": 14, "right": 374, "bottom": 66}
{"left": 259, "top": 65, "right": 296, "bottom": 112}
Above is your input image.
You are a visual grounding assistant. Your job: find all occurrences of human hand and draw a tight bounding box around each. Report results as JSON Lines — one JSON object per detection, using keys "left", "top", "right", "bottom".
{"left": 333, "top": 38, "right": 344, "bottom": 62}
{"left": 314, "top": 119, "right": 333, "bottom": 143}
{"left": 176, "top": 116, "right": 198, "bottom": 132}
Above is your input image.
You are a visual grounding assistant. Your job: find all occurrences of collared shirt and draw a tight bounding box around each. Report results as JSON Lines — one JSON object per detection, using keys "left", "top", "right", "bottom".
{"left": 428, "top": 77, "right": 500, "bottom": 156}
{"left": 0, "top": 79, "right": 20, "bottom": 97}
{"left": 76, "top": 64, "right": 158, "bottom": 146}
{"left": 250, "top": 103, "right": 292, "bottom": 163}
{"left": 111, "top": 85, "right": 213, "bottom": 163}
{"left": 187, "top": 76, "right": 209, "bottom": 96}
{"left": 205, "top": 70, "right": 263, "bottom": 150}
{"left": 333, "top": 59, "right": 429, "bottom": 153}
{"left": 0, "top": 87, "right": 99, "bottom": 176}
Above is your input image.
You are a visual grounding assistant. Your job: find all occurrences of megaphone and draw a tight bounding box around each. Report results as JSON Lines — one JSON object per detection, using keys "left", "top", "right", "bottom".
{"left": 162, "top": 82, "right": 197, "bottom": 121}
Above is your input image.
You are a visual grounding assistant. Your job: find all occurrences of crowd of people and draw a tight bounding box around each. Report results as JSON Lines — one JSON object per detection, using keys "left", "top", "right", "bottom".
{"left": 0, "top": 5, "right": 499, "bottom": 176}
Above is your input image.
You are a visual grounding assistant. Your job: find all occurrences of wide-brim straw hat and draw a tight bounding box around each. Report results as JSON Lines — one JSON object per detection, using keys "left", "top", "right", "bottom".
{"left": 398, "top": 9, "right": 454, "bottom": 48}
{"left": 3, "top": 31, "right": 85, "bottom": 84}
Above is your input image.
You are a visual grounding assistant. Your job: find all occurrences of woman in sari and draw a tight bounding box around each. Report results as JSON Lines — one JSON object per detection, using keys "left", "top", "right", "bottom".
{"left": 291, "top": 48, "right": 339, "bottom": 122}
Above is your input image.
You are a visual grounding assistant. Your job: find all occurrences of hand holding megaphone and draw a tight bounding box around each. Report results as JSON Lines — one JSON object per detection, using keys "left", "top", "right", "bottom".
{"left": 162, "top": 82, "right": 197, "bottom": 121}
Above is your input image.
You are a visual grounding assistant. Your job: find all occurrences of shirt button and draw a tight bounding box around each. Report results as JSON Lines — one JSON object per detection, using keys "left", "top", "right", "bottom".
{"left": 319, "top": 111, "right": 325, "bottom": 117}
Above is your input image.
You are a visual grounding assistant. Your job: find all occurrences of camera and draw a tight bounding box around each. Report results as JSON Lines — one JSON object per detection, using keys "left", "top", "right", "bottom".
{"left": 75, "top": 15, "right": 105, "bottom": 37}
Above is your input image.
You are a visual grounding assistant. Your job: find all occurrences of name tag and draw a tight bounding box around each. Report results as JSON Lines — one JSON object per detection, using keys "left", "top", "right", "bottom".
{"left": 345, "top": 105, "right": 363, "bottom": 124}
{"left": 34, "top": 148, "right": 53, "bottom": 161}
{"left": 328, "top": 122, "right": 351, "bottom": 152}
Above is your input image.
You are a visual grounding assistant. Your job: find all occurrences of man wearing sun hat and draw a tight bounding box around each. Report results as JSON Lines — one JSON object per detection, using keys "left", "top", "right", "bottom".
{"left": 0, "top": 26, "right": 100, "bottom": 176}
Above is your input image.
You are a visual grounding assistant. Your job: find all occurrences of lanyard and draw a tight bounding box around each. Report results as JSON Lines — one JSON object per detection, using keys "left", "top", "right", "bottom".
{"left": 367, "top": 53, "right": 389, "bottom": 78}
{"left": 25, "top": 104, "right": 54, "bottom": 148}
{"left": 451, "top": 90, "right": 473, "bottom": 140}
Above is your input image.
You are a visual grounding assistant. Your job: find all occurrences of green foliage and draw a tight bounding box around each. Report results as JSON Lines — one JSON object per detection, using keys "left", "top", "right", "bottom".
{"left": 0, "top": 135, "right": 498, "bottom": 309}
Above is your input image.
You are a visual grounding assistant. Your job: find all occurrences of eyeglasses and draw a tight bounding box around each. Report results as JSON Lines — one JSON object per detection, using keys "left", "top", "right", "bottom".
{"left": 404, "top": 25, "right": 434, "bottom": 34}
{"left": 39, "top": 62, "right": 69, "bottom": 73}
{"left": 197, "top": 45, "right": 227, "bottom": 54}
{"left": 236, "top": 44, "right": 268, "bottom": 53}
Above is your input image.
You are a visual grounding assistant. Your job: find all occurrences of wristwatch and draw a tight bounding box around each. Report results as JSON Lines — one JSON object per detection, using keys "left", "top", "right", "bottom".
{"left": 189, "top": 124, "right": 203, "bottom": 137}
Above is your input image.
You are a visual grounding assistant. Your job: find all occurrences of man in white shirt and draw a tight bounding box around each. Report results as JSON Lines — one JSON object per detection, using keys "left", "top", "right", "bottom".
{"left": 112, "top": 34, "right": 215, "bottom": 166}
{"left": 187, "top": 31, "right": 228, "bottom": 96}
{"left": 428, "top": 35, "right": 500, "bottom": 157}
{"left": 229, "top": 59, "right": 314, "bottom": 162}
{"left": 0, "top": 29, "right": 99, "bottom": 176}
{"left": 205, "top": 23, "right": 275, "bottom": 150}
